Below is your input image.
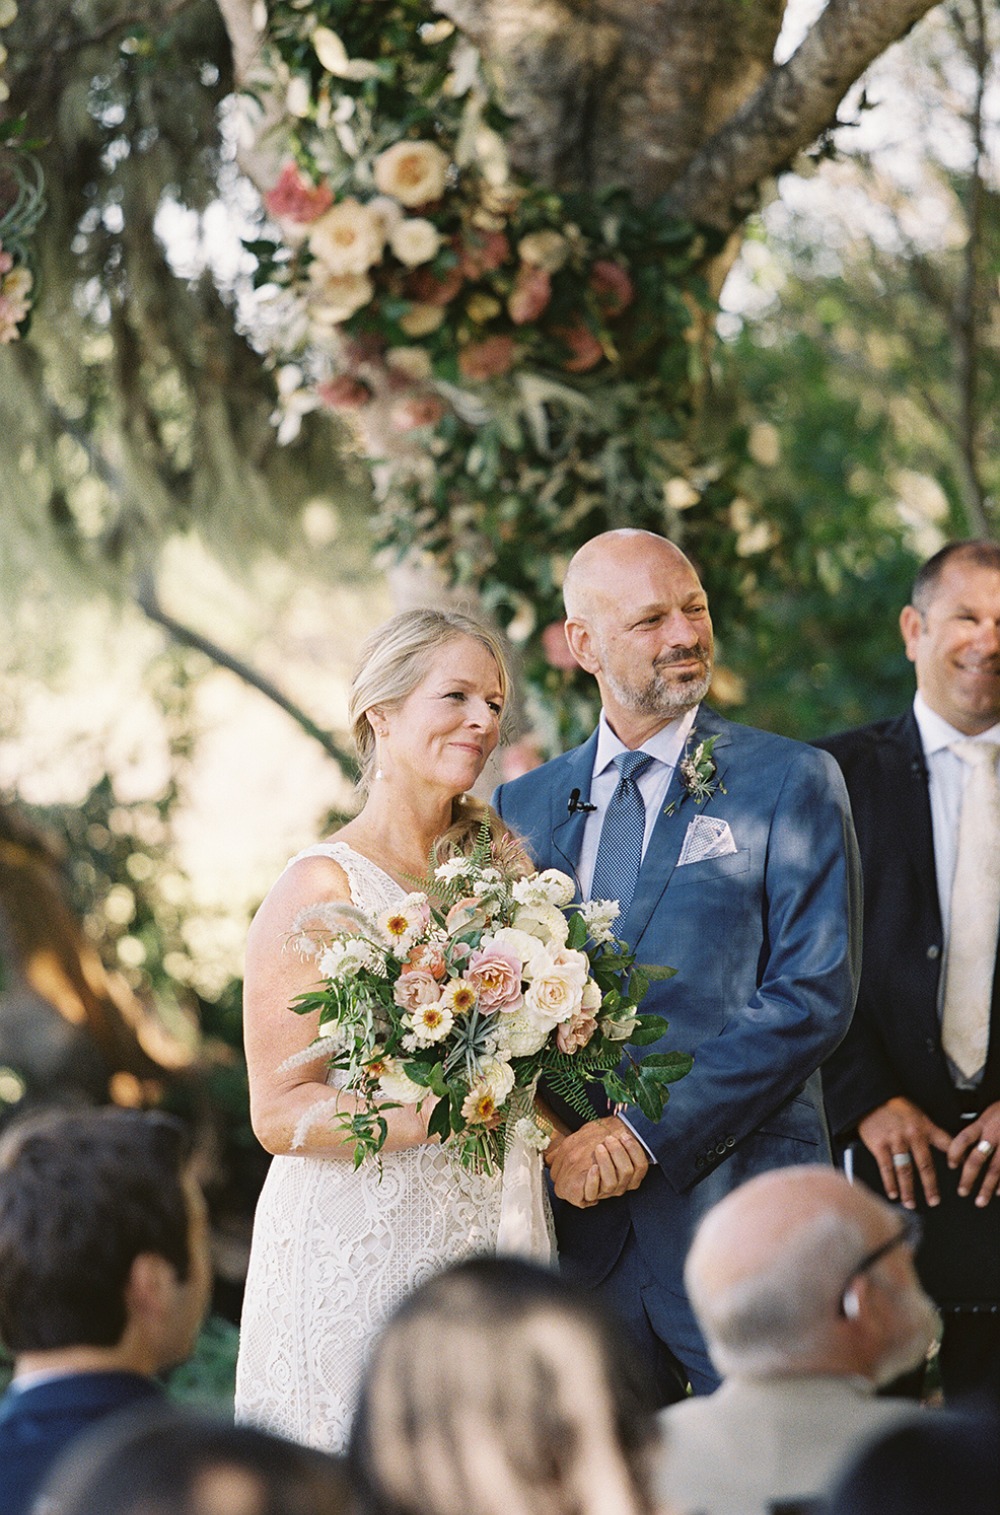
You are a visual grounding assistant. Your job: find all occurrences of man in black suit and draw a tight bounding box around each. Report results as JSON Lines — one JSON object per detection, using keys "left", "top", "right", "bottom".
{"left": 0, "top": 1107, "right": 212, "bottom": 1515}
{"left": 818, "top": 540, "right": 1000, "bottom": 1404}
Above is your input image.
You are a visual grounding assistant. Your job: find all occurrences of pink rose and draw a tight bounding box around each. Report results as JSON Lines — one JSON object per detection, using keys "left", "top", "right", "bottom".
{"left": 392, "top": 969, "right": 442, "bottom": 1012}
{"left": 556, "top": 1007, "right": 599, "bottom": 1054}
{"left": 589, "top": 259, "right": 634, "bottom": 318}
{"left": 467, "top": 946, "right": 524, "bottom": 1014}
{"left": 507, "top": 264, "right": 551, "bottom": 325}
{"left": 317, "top": 376, "right": 373, "bottom": 411}
{"left": 554, "top": 323, "right": 604, "bottom": 373}
{"left": 458, "top": 335, "right": 517, "bottom": 381}
{"left": 264, "top": 163, "right": 334, "bottom": 225}
{"left": 460, "top": 229, "right": 510, "bottom": 277}
{"left": 541, "top": 620, "right": 578, "bottom": 670}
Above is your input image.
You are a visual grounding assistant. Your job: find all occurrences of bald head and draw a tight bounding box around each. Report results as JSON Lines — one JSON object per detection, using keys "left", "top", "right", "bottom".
{"left": 562, "top": 531, "right": 699, "bottom": 622}
{"left": 684, "top": 1166, "right": 936, "bottom": 1382}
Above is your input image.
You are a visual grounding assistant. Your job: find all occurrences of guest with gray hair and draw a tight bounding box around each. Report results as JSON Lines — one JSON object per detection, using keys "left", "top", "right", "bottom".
{"left": 653, "top": 1165, "right": 938, "bottom": 1515}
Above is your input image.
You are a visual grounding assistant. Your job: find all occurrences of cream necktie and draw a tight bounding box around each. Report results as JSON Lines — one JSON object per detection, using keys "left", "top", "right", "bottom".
{"left": 940, "top": 740, "right": 1000, "bottom": 1083}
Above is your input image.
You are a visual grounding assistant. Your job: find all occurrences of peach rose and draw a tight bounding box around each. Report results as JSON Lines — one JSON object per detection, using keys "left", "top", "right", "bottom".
{"left": 392, "top": 968, "right": 443, "bottom": 1012}
{"left": 405, "top": 941, "right": 448, "bottom": 980}
{"left": 458, "top": 335, "right": 517, "bottom": 381}
{"left": 556, "top": 1006, "right": 599, "bottom": 1054}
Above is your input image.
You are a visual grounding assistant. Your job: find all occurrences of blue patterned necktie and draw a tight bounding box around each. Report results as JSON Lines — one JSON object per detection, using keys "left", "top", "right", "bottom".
{"left": 589, "top": 750, "right": 654, "bottom": 912}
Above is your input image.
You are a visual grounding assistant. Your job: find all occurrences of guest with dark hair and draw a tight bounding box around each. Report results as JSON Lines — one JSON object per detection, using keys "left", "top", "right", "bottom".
{"left": 825, "top": 1406, "right": 1000, "bottom": 1515}
{"left": 348, "top": 1255, "right": 659, "bottom": 1515}
{"left": 36, "top": 1403, "right": 351, "bottom": 1515}
{"left": 0, "top": 1106, "right": 212, "bottom": 1515}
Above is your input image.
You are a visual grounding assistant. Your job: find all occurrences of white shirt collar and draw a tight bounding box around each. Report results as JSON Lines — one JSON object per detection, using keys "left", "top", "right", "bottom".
{"left": 913, "top": 691, "right": 1000, "bottom": 756}
{"left": 594, "top": 706, "right": 698, "bottom": 776}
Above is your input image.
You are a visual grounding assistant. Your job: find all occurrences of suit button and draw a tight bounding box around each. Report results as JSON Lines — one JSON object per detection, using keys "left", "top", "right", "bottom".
{"left": 927, "top": 944, "right": 941, "bottom": 960}
{"left": 695, "top": 1155, "right": 705, "bottom": 1169}
{"left": 726, "top": 1136, "right": 735, "bottom": 1149}
{"left": 715, "top": 1142, "right": 727, "bottom": 1156}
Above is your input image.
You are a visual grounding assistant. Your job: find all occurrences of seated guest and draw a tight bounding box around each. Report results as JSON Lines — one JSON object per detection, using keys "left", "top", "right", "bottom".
{"left": 349, "top": 1255, "right": 660, "bottom": 1515}
{"left": 0, "top": 1106, "right": 212, "bottom": 1515}
{"left": 653, "top": 1166, "right": 938, "bottom": 1515}
{"left": 826, "top": 1405, "right": 1000, "bottom": 1515}
{"left": 37, "top": 1403, "right": 351, "bottom": 1515}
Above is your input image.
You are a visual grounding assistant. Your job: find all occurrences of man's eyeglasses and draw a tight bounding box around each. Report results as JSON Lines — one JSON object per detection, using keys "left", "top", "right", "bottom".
{"left": 838, "top": 1211, "right": 923, "bottom": 1318}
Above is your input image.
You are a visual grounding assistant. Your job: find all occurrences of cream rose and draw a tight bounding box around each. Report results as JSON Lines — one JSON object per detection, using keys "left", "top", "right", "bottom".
{"left": 308, "top": 271, "right": 374, "bottom": 325}
{"left": 518, "top": 230, "right": 570, "bottom": 273}
{"left": 309, "top": 198, "right": 385, "bottom": 276}
{"left": 524, "top": 947, "right": 589, "bottom": 1027}
{"left": 512, "top": 901, "right": 570, "bottom": 950}
{"left": 374, "top": 140, "right": 450, "bottom": 207}
{"left": 399, "top": 302, "right": 446, "bottom": 337}
{"left": 389, "top": 217, "right": 442, "bottom": 267}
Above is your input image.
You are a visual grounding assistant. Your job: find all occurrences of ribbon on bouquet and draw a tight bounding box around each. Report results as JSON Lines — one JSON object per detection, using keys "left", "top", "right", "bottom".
{"left": 496, "top": 1125, "right": 554, "bottom": 1265}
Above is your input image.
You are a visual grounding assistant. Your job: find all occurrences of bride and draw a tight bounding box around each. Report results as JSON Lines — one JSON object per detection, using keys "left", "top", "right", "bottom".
{"left": 236, "top": 609, "right": 554, "bottom": 1451}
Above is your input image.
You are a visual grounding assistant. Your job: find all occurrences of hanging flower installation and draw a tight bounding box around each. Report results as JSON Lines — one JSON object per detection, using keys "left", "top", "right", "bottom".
{"left": 244, "top": 0, "right": 725, "bottom": 748}
{"left": 0, "top": 2, "right": 43, "bottom": 342}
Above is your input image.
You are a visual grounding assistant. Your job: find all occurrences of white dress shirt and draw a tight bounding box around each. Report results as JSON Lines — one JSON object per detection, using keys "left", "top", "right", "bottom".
{"left": 912, "top": 691, "right": 1000, "bottom": 1089}
{"left": 577, "top": 706, "right": 698, "bottom": 900}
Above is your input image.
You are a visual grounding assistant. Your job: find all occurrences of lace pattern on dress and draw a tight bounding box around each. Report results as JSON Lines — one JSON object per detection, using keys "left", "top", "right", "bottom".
{"left": 235, "top": 840, "right": 506, "bottom": 1454}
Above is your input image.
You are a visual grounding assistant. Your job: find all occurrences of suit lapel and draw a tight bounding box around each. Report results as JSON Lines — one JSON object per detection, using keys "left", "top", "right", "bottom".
{"left": 618, "top": 707, "right": 733, "bottom": 949}
{"left": 877, "top": 710, "right": 938, "bottom": 904}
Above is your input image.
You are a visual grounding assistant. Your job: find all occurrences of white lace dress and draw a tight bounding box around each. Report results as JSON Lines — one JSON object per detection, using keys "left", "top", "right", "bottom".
{"left": 234, "top": 843, "right": 548, "bottom": 1452}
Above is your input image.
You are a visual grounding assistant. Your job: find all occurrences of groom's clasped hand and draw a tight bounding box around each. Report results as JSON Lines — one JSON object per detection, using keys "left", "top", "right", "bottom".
{"left": 544, "top": 1114, "right": 650, "bottom": 1207}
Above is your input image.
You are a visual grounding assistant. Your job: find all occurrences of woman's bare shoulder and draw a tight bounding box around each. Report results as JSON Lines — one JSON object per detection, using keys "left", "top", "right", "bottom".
{"left": 247, "top": 850, "right": 353, "bottom": 955}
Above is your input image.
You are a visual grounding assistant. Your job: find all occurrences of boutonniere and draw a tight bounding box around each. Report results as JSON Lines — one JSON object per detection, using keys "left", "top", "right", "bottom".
{"left": 664, "top": 733, "right": 727, "bottom": 816}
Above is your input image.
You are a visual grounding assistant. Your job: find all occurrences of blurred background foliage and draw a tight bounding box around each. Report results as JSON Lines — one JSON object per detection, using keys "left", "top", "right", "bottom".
{"left": 0, "top": 0, "right": 997, "bottom": 1405}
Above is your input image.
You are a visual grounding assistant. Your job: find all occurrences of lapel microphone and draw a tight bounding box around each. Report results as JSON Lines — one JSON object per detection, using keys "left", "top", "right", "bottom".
{"left": 567, "top": 789, "right": 598, "bottom": 814}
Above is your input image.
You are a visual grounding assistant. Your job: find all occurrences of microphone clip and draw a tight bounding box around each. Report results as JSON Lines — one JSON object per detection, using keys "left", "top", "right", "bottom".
{"left": 567, "top": 789, "right": 598, "bottom": 815}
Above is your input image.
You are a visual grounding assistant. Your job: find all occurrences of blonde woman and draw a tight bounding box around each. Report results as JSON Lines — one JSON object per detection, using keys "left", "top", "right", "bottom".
{"left": 235, "top": 610, "right": 550, "bottom": 1451}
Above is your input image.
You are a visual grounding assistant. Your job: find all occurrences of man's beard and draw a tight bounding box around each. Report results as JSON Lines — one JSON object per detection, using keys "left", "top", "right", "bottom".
{"left": 604, "top": 648, "right": 713, "bottom": 718}
{"left": 872, "top": 1282, "right": 939, "bottom": 1387}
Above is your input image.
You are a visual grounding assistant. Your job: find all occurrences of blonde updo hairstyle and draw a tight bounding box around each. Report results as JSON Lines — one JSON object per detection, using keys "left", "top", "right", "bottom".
{"left": 349, "top": 608, "right": 517, "bottom": 859}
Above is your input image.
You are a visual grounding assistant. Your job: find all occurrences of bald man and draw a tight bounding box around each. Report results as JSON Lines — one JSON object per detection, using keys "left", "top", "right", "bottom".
{"left": 653, "top": 1167, "right": 936, "bottom": 1515}
{"left": 493, "top": 530, "right": 861, "bottom": 1402}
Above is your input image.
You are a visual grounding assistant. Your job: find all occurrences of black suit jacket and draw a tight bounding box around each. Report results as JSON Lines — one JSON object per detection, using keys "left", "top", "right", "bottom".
{"left": 0, "top": 1370, "right": 162, "bottom": 1515}
{"left": 817, "top": 710, "right": 1000, "bottom": 1307}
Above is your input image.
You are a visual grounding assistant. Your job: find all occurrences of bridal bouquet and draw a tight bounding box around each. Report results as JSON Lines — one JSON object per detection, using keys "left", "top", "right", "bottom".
{"left": 288, "top": 829, "right": 691, "bottom": 1171}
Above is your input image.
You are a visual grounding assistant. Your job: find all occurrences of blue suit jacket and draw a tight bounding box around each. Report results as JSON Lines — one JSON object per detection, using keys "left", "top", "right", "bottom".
{"left": 493, "top": 706, "right": 862, "bottom": 1288}
{"left": 0, "top": 1370, "right": 162, "bottom": 1515}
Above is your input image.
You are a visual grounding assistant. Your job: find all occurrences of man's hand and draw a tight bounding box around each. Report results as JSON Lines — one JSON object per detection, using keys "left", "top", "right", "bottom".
{"left": 544, "top": 1116, "right": 649, "bottom": 1208}
{"left": 948, "top": 1101, "right": 1000, "bottom": 1207}
{"left": 857, "top": 1096, "right": 951, "bottom": 1209}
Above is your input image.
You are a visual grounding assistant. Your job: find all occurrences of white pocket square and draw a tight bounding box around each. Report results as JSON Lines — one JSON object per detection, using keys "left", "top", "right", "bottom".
{"left": 678, "top": 815, "right": 737, "bottom": 867}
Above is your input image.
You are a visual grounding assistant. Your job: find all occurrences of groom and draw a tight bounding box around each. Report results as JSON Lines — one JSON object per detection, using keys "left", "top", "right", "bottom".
{"left": 493, "top": 529, "right": 862, "bottom": 1402}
